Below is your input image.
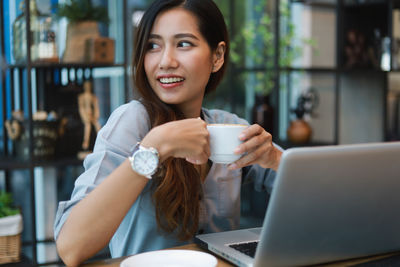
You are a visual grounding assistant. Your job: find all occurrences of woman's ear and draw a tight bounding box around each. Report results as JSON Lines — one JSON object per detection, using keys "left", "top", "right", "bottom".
{"left": 212, "top": 41, "right": 226, "bottom": 73}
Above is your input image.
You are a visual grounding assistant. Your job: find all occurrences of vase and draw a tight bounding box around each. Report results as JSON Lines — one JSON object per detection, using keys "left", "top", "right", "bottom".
{"left": 62, "top": 21, "right": 100, "bottom": 62}
{"left": 287, "top": 119, "right": 312, "bottom": 144}
{"left": 252, "top": 94, "right": 274, "bottom": 134}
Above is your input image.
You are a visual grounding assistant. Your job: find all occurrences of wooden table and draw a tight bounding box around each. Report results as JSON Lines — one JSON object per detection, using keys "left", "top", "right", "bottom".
{"left": 81, "top": 244, "right": 232, "bottom": 267}
{"left": 80, "top": 243, "right": 400, "bottom": 267}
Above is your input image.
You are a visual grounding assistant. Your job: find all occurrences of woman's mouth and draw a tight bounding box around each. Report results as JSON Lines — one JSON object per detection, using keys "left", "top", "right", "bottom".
{"left": 158, "top": 76, "right": 185, "bottom": 88}
{"left": 158, "top": 77, "right": 185, "bottom": 84}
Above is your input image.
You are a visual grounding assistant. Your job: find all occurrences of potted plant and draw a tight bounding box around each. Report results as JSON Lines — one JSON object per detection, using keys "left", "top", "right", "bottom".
{"left": 56, "top": 0, "right": 110, "bottom": 62}
{"left": 287, "top": 88, "right": 319, "bottom": 144}
{"left": 0, "top": 191, "right": 23, "bottom": 264}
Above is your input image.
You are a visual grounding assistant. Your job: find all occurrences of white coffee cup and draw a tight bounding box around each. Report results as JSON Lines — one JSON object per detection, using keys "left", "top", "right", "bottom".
{"left": 207, "top": 124, "right": 247, "bottom": 164}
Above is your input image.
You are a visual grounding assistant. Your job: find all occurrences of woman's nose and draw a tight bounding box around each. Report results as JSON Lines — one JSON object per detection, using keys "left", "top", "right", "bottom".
{"left": 158, "top": 47, "right": 178, "bottom": 69}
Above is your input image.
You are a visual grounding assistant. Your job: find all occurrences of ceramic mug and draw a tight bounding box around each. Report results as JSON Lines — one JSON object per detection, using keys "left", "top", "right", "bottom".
{"left": 207, "top": 124, "right": 247, "bottom": 164}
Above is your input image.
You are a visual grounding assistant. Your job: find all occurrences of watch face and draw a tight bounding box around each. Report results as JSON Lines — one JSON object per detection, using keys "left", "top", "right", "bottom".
{"left": 133, "top": 150, "right": 159, "bottom": 176}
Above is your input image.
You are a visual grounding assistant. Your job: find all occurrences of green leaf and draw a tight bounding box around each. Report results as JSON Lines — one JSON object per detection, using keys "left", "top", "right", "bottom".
{"left": 229, "top": 0, "right": 318, "bottom": 94}
{"left": 0, "top": 191, "right": 20, "bottom": 218}
{"left": 56, "top": 0, "right": 110, "bottom": 24}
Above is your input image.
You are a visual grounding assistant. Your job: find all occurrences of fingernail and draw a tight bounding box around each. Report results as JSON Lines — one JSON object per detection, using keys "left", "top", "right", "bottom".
{"left": 228, "top": 163, "right": 237, "bottom": 170}
{"left": 234, "top": 147, "right": 241, "bottom": 154}
{"left": 238, "top": 133, "right": 245, "bottom": 140}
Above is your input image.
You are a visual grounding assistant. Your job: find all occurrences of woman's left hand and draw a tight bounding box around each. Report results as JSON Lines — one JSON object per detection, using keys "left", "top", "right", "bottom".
{"left": 228, "top": 124, "right": 282, "bottom": 171}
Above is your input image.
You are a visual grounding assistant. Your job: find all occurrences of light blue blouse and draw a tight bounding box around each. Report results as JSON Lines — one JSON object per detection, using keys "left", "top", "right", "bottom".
{"left": 53, "top": 100, "right": 277, "bottom": 258}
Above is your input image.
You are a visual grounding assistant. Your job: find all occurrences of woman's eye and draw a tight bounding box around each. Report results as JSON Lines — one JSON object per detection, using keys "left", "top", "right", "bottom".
{"left": 178, "top": 41, "right": 192, "bottom": 48}
{"left": 147, "top": 42, "right": 160, "bottom": 50}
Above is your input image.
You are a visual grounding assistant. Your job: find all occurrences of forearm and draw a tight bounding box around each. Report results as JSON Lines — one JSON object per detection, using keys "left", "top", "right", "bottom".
{"left": 56, "top": 159, "right": 148, "bottom": 267}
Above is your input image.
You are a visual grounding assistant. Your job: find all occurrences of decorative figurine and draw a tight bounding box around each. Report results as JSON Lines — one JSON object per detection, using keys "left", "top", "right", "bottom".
{"left": 4, "top": 110, "right": 24, "bottom": 141}
{"left": 77, "top": 80, "right": 101, "bottom": 158}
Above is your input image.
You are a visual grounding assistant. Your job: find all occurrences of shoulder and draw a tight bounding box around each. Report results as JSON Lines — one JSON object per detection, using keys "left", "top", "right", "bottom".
{"left": 111, "top": 100, "right": 148, "bottom": 117}
{"left": 106, "top": 100, "right": 148, "bottom": 125}
{"left": 99, "top": 100, "right": 151, "bottom": 142}
{"left": 202, "top": 108, "right": 249, "bottom": 126}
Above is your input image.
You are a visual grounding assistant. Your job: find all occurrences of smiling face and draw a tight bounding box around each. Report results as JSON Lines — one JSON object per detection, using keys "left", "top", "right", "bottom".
{"left": 144, "top": 7, "right": 224, "bottom": 118}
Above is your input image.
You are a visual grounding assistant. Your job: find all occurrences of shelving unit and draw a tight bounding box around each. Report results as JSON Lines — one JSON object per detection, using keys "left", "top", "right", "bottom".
{"left": 0, "top": 0, "right": 129, "bottom": 265}
{"left": 276, "top": 0, "right": 399, "bottom": 146}
{"left": 223, "top": 0, "right": 399, "bottom": 147}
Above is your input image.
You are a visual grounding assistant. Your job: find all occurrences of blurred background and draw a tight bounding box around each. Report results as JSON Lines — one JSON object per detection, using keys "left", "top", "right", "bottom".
{"left": 1, "top": 0, "right": 400, "bottom": 265}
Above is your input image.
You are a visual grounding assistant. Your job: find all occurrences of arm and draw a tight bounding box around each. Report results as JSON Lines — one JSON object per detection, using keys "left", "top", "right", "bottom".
{"left": 77, "top": 94, "right": 89, "bottom": 123}
{"left": 93, "top": 95, "right": 100, "bottom": 121}
{"left": 56, "top": 118, "right": 210, "bottom": 267}
{"left": 56, "top": 159, "right": 148, "bottom": 267}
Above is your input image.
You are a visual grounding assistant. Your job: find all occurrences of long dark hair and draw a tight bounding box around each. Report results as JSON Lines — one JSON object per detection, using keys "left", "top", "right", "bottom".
{"left": 133, "top": 0, "right": 229, "bottom": 240}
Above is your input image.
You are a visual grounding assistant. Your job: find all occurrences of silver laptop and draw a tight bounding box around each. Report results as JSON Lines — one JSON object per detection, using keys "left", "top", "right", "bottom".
{"left": 195, "top": 142, "right": 400, "bottom": 267}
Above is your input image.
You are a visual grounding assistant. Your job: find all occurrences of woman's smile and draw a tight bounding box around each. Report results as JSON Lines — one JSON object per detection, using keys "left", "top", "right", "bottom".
{"left": 157, "top": 75, "right": 185, "bottom": 89}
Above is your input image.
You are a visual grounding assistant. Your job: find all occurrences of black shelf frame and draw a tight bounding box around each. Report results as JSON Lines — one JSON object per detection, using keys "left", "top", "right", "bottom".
{"left": 7, "top": 62, "right": 126, "bottom": 69}
{"left": 281, "top": 0, "right": 395, "bottom": 147}
{"left": 0, "top": 0, "right": 129, "bottom": 266}
{"left": 0, "top": 156, "right": 83, "bottom": 170}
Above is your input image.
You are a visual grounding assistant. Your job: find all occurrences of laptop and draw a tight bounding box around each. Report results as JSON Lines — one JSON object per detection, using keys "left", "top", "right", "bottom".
{"left": 195, "top": 142, "right": 400, "bottom": 267}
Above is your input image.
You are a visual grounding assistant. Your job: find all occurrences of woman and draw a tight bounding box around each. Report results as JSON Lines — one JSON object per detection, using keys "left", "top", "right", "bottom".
{"left": 54, "top": 0, "right": 282, "bottom": 266}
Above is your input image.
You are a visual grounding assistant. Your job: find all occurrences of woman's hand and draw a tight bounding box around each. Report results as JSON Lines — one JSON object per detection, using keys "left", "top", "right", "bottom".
{"left": 228, "top": 124, "right": 282, "bottom": 171}
{"left": 141, "top": 118, "right": 210, "bottom": 165}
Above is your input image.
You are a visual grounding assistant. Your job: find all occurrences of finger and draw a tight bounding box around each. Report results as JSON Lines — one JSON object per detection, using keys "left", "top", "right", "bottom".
{"left": 235, "top": 133, "right": 270, "bottom": 155}
{"left": 229, "top": 146, "right": 265, "bottom": 170}
{"left": 186, "top": 157, "right": 202, "bottom": 165}
{"left": 238, "top": 124, "right": 264, "bottom": 141}
{"left": 186, "top": 154, "right": 209, "bottom": 165}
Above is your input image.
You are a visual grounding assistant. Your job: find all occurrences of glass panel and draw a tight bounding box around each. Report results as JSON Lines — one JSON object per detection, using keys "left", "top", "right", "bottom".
{"left": 392, "top": 6, "right": 400, "bottom": 70}
{"left": 36, "top": 242, "right": 59, "bottom": 265}
{"left": 290, "top": 2, "right": 337, "bottom": 68}
{"left": 387, "top": 73, "right": 400, "bottom": 141}
{"left": 6, "top": 0, "right": 26, "bottom": 64}
{"left": 339, "top": 72, "right": 385, "bottom": 144}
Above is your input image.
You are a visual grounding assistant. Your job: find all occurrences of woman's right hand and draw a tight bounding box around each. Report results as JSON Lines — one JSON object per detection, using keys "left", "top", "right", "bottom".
{"left": 141, "top": 118, "right": 210, "bottom": 165}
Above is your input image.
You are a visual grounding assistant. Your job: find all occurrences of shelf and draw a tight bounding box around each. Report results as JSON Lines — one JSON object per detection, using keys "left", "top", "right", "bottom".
{"left": 281, "top": 67, "right": 337, "bottom": 73}
{"left": 6, "top": 62, "right": 126, "bottom": 69}
{"left": 7, "top": 255, "right": 35, "bottom": 267}
{"left": 343, "top": 0, "right": 386, "bottom": 7}
{"left": 290, "top": 0, "right": 336, "bottom": 8}
{"left": 235, "top": 66, "right": 338, "bottom": 73}
{"left": 238, "top": 66, "right": 390, "bottom": 74}
{"left": 0, "top": 156, "right": 83, "bottom": 170}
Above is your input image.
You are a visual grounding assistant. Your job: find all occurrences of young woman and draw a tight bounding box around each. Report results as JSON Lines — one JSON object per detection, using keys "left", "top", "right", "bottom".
{"left": 54, "top": 0, "right": 282, "bottom": 266}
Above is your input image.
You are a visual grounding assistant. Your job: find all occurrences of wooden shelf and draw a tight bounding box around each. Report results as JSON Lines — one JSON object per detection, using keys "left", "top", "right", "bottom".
{"left": 6, "top": 62, "right": 125, "bottom": 69}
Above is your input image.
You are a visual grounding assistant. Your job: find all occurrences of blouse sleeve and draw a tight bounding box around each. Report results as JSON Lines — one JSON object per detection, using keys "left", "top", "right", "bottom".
{"left": 53, "top": 101, "right": 150, "bottom": 241}
{"left": 242, "top": 143, "right": 284, "bottom": 194}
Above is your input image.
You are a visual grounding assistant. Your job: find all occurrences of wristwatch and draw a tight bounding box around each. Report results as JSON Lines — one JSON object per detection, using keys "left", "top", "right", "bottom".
{"left": 129, "top": 142, "right": 160, "bottom": 179}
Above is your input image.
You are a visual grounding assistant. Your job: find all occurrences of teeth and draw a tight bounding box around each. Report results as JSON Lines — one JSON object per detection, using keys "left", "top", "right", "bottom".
{"left": 159, "top": 77, "right": 184, "bottom": 84}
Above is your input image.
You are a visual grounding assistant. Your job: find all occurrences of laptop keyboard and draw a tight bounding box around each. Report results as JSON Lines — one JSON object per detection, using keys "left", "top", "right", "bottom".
{"left": 229, "top": 241, "right": 259, "bottom": 258}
